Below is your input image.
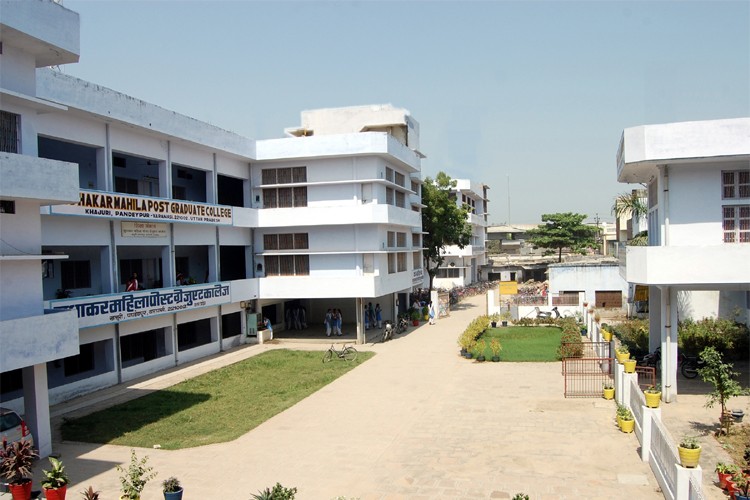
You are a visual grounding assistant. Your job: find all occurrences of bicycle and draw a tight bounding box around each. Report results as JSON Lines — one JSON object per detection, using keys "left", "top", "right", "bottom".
{"left": 322, "top": 343, "right": 358, "bottom": 362}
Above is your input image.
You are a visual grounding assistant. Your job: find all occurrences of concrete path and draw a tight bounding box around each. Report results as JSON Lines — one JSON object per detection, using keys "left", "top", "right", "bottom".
{"left": 40, "top": 294, "right": 671, "bottom": 499}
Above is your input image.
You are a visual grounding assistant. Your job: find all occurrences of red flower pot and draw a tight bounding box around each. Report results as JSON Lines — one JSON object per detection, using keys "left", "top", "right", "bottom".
{"left": 44, "top": 485, "right": 68, "bottom": 500}
{"left": 719, "top": 472, "right": 733, "bottom": 490}
{"left": 8, "top": 480, "right": 32, "bottom": 500}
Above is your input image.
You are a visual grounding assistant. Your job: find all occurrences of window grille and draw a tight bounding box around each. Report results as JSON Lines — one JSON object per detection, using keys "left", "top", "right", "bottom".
{"left": 264, "top": 234, "right": 278, "bottom": 250}
{"left": 723, "top": 205, "right": 750, "bottom": 243}
{"left": 387, "top": 231, "right": 395, "bottom": 247}
{"left": 278, "top": 187, "right": 293, "bottom": 208}
{"left": 723, "top": 170, "right": 750, "bottom": 199}
{"left": 388, "top": 254, "right": 396, "bottom": 274}
{"left": 277, "top": 168, "right": 292, "bottom": 184}
{"left": 395, "top": 172, "right": 405, "bottom": 187}
{"left": 397, "top": 232, "right": 406, "bottom": 247}
{"left": 397, "top": 252, "right": 407, "bottom": 272}
{"left": 294, "top": 233, "right": 309, "bottom": 249}
{"left": 0, "top": 111, "right": 19, "bottom": 154}
{"left": 265, "top": 256, "right": 279, "bottom": 275}
{"left": 385, "top": 167, "right": 394, "bottom": 182}
{"left": 279, "top": 255, "right": 295, "bottom": 275}
{"left": 261, "top": 169, "right": 276, "bottom": 185}
{"left": 279, "top": 233, "right": 294, "bottom": 250}
{"left": 293, "top": 187, "right": 307, "bottom": 207}
{"left": 386, "top": 188, "right": 394, "bottom": 205}
{"left": 295, "top": 255, "right": 309, "bottom": 275}
{"left": 292, "top": 167, "right": 307, "bottom": 183}
{"left": 263, "top": 189, "right": 277, "bottom": 208}
{"left": 396, "top": 191, "right": 405, "bottom": 208}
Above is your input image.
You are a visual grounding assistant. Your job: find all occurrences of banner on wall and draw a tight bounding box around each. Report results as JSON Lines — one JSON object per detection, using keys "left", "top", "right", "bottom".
{"left": 121, "top": 221, "right": 169, "bottom": 238}
{"left": 49, "top": 190, "right": 233, "bottom": 225}
{"left": 49, "top": 282, "right": 231, "bottom": 328}
{"left": 499, "top": 281, "right": 518, "bottom": 295}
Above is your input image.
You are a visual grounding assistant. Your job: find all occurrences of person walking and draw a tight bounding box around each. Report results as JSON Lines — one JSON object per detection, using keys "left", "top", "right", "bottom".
{"left": 428, "top": 302, "right": 436, "bottom": 325}
{"left": 264, "top": 317, "right": 273, "bottom": 340}
{"left": 364, "top": 303, "right": 370, "bottom": 330}
{"left": 335, "top": 309, "right": 342, "bottom": 336}
{"left": 375, "top": 303, "right": 382, "bottom": 329}
{"left": 324, "top": 309, "right": 332, "bottom": 337}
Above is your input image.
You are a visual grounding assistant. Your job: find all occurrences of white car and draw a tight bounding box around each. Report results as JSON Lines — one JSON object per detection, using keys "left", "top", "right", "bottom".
{"left": 0, "top": 407, "right": 34, "bottom": 447}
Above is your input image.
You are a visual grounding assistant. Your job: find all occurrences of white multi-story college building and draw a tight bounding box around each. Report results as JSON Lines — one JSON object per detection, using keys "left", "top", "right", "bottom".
{"left": 0, "top": 0, "right": 424, "bottom": 456}
{"left": 431, "top": 179, "right": 489, "bottom": 289}
{"left": 617, "top": 117, "right": 750, "bottom": 402}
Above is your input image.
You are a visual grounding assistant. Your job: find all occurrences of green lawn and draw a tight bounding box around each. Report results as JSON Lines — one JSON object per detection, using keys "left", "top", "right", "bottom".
{"left": 61, "top": 349, "right": 374, "bottom": 449}
{"left": 478, "top": 326, "right": 562, "bottom": 362}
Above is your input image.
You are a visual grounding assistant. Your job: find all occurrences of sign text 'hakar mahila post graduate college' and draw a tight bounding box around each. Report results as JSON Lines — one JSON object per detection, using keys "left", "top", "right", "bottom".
{"left": 50, "top": 190, "right": 233, "bottom": 225}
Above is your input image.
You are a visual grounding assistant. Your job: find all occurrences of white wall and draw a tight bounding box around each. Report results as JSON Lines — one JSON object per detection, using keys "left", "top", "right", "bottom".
{"left": 548, "top": 264, "right": 627, "bottom": 307}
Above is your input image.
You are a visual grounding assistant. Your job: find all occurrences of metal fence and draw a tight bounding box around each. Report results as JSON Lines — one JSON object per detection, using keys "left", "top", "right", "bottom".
{"left": 563, "top": 357, "right": 613, "bottom": 397}
{"left": 635, "top": 366, "right": 657, "bottom": 391}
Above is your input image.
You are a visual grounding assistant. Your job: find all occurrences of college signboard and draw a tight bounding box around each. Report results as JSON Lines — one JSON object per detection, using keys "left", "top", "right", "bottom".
{"left": 49, "top": 190, "right": 233, "bottom": 225}
{"left": 50, "top": 282, "right": 231, "bottom": 328}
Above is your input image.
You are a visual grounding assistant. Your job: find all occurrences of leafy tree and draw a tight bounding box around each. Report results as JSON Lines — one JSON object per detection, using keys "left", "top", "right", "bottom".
{"left": 421, "top": 172, "right": 472, "bottom": 290}
{"left": 697, "top": 346, "right": 750, "bottom": 435}
{"left": 526, "top": 212, "right": 598, "bottom": 262}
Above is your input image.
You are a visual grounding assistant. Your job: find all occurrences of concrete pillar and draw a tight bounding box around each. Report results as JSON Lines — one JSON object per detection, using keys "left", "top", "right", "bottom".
{"left": 22, "top": 364, "right": 52, "bottom": 457}
{"left": 661, "top": 286, "right": 678, "bottom": 402}
{"left": 640, "top": 406, "right": 662, "bottom": 462}
{"left": 675, "top": 465, "right": 702, "bottom": 500}
{"left": 356, "top": 297, "right": 364, "bottom": 344}
{"left": 615, "top": 361, "right": 625, "bottom": 405}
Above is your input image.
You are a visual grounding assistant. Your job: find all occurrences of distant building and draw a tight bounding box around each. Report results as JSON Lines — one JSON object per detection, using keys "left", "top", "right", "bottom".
{"left": 617, "top": 117, "right": 750, "bottom": 402}
{"left": 431, "top": 179, "right": 489, "bottom": 289}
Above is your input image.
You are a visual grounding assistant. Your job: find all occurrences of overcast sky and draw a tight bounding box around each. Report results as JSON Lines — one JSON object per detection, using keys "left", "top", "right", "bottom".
{"left": 61, "top": 0, "right": 750, "bottom": 225}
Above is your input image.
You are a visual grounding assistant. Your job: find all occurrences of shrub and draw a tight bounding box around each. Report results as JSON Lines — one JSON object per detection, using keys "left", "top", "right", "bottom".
{"left": 251, "top": 483, "right": 297, "bottom": 500}
{"left": 679, "top": 318, "right": 750, "bottom": 360}
{"left": 611, "top": 318, "right": 649, "bottom": 356}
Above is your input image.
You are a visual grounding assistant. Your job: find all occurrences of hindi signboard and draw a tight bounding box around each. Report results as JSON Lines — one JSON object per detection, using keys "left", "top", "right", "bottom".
{"left": 50, "top": 282, "right": 231, "bottom": 328}
{"left": 121, "top": 221, "right": 169, "bottom": 238}
{"left": 50, "top": 190, "right": 233, "bottom": 226}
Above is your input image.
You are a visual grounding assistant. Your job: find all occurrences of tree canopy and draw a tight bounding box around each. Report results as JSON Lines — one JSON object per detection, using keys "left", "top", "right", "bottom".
{"left": 526, "top": 212, "right": 598, "bottom": 262}
{"left": 421, "top": 172, "right": 473, "bottom": 290}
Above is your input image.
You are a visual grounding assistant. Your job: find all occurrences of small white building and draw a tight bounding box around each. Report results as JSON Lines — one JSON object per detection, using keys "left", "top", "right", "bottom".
{"left": 547, "top": 260, "right": 628, "bottom": 310}
{"left": 617, "top": 117, "right": 750, "bottom": 402}
{"left": 0, "top": 0, "right": 425, "bottom": 455}
{"left": 431, "top": 179, "right": 490, "bottom": 289}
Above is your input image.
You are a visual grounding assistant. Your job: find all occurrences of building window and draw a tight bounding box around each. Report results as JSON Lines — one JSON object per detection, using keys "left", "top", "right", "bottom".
{"left": 262, "top": 167, "right": 306, "bottom": 185}
{"left": 61, "top": 261, "right": 91, "bottom": 290}
{"left": 412, "top": 251, "right": 421, "bottom": 269}
{"left": 0, "top": 200, "right": 15, "bottom": 214}
{"left": 386, "top": 188, "right": 394, "bottom": 205}
{"left": 264, "top": 255, "right": 310, "bottom": 276}
{"left": 437, "top": 268, "right": 460, "bottom": 278}
{"left": 412, "top": 234, "right": 421, "bottom": 247}
{"left": 263, "top": 187, "right": 307, "bottom": 208}
{"left": 397, "top": 232, "right": 406, "bottom": 248}
{"left": 411, "top": 181, "right": 419, "bottom": 194}
{"left": 264, "top": 233, "right": 308, "bottom": 250}
{"left": 395, "top": 191, "right": 405, "bottom": 208}
{"left": 387, "top": 231, "right": 395, "bottom": 248}
{"left": 0, "top": 111, "right": 20, "bottom": 154}
{"left": 397, "top": 252, "right": 407, "bottom": 272}
{"left": 723, "top": 205, "right": 750, "bottom": 243}
{"left": 119, "top": 259, "right": 143, "bottom": 286}
{"left": 385, "top": 167, "right": 394, "bottom": 183}
{"left": 388, "top": 253, "right": 396, "bottom": 274}
{"left": 394, "top": 172, "right": 405, "bottom": 187}
{"left": 722, "top": 170, "right": 750, "bottom": 199}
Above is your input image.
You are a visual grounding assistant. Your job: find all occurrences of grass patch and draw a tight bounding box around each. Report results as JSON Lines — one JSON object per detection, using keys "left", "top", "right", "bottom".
{"left": 479, "top": 326, "right": 562, "bottom": 362}
{"left": 61, "top": 349, "right": 373, "bottom": 449}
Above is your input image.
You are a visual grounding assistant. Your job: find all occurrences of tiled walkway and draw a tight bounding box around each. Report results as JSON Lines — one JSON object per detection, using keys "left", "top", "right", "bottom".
{"left": 36, "top": 294, "right": 734, "bottom": 499}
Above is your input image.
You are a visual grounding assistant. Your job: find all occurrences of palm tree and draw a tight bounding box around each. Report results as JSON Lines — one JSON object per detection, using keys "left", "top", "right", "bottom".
{"left": 612, "top": 191, "right": 648, "bottom": 246}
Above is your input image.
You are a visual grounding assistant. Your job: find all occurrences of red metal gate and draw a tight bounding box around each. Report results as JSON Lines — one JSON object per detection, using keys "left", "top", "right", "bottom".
{"left": 562, "top": 342, "right": 613, "bottom": 398}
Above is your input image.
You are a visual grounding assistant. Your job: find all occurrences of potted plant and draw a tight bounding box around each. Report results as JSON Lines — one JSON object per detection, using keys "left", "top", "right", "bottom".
{"left": 117, "top": 449, "right": 157, "bottom": 500}
{"left": 601, "top": 329, "right": 612, "bottom": 342}
{"left": 464, "top": 337, "right": 476, "bottom": 359}
{"left": 716, "top": 462, "right": 739, "bottom": 490}
{"left": 615, "top": 403, "right": 628, "bottom": 429}
{"left": 619, "top": 407, "right": 634, "bottom": 433}
{"left": 678, "top": 436, "right": 701, "bottom": 468}
{"left": 80, "top": 486, "right": 100, "bottom": 500}
{"left": 732, "top": 409, "right": 745, "bottom": 423}
{"left": 410, "top": 309, "right": 420, "bottom": 326}
{"left": 474, "top": 339, "right": 486, "bottom": 362}
{"left": 603, "top": 382, "right": 615, "bottom": 400}
{"left": 489, "top": 338, "right": 502, "bottom": 362}
{"left": 615, "top": 345, "right": 630, "bottom": 364}
{"left": 0, "top": 437, "right": 38, "bottom": 500}
{"left": 162, "top": 477, "right": 183, "bottom": 500}
{"left": 421, "top": 305, "right": 429, "bottom": 321}
{"left": 733, "top": 472, "right": 750, "bottom": 500}
{"left": 623, "top": 358, "right": 637, "bottom": 373}
{"left": 644, "top": 385, "right": 661, "bottom": 408}
{"left": 42, "top": 456, "right": 70, "bottom": 500}
{"left": 500, "top": 310, "right": 511, "bottom": 327}
{"left": 489, "top": 313, "right": 500, "bottom": 328}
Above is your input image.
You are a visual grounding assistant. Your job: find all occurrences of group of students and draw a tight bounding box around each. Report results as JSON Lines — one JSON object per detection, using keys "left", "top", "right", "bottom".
{"left": 324, "top": 309, "right": 343, "bottom": 337}
{"left": 364, "top": 302, "right": 382, "bottom": 330}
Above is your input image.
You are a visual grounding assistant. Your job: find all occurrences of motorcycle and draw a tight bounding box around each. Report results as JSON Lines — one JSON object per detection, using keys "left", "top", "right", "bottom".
{"left": 396, "top": 316, "right": 408, "bottom": 334}
{"left": 641, "top": 347, "right": 661, "bottom": 368}
{"left": 680, "top": 352, "right": 705, "bottom": 379}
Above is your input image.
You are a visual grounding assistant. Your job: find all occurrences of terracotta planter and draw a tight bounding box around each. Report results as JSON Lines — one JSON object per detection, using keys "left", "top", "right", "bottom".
{"left": 44, "top": 485, "right": 68, "bottom": 500}
{"left": 644, "top": 391, "right": 661, "bottom": 408}
{"left": 678, "top": 446, "right": 701, "bottom": 468}
{"left": 9, "top": 481, "right": 32, "bottom": 500}
{"left": 623, "top": 359, "right": 637, "bottom": 373}
{"left": 718, "top": 471, "right": 733, "bottom": 490}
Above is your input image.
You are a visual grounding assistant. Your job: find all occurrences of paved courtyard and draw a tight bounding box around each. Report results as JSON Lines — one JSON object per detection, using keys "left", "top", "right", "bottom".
{"left": 34, "top": 293, "right": 744, "bottom": 499}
